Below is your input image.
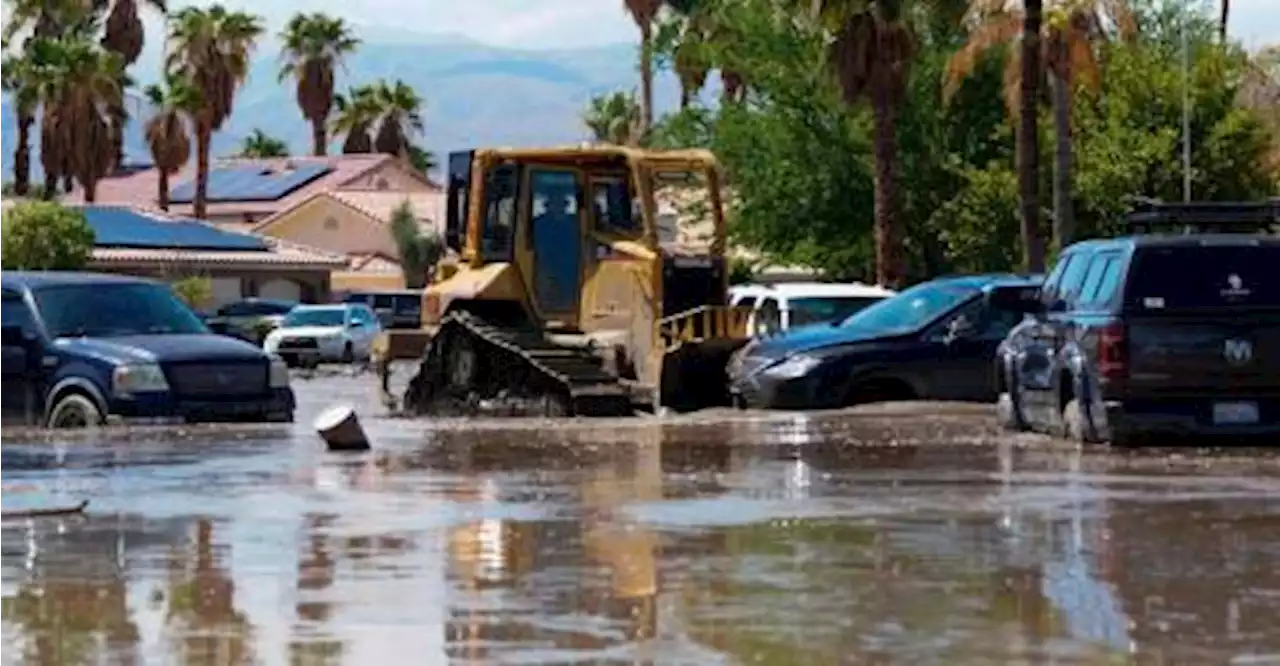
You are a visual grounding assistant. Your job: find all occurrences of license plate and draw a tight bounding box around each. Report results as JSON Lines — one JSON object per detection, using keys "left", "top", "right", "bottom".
{"left": 1212, "top": 401, "right": 1259, "bottom": 425}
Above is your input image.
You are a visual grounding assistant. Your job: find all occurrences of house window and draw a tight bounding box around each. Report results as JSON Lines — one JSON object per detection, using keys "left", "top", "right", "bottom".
{"left": 324, "top": 216, "right": 339, "bottom": 230}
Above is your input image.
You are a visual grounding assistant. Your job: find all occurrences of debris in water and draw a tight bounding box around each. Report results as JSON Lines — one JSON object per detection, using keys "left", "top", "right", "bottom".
{"left": 1, "top": 499, "right": 89, "bottom": 519}
{"left": 315, "top": 404, "right": 371, "bottom": 452}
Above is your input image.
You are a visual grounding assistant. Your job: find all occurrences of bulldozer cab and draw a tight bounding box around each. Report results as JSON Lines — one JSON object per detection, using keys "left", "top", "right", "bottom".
{"left": 437, "top": 145, "right": 730, "bottom": 332}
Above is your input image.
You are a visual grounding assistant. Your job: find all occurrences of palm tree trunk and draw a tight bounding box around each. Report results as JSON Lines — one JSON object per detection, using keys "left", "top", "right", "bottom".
{"left": 13, "top": 115, "right": 32, "bottom": 197}
{"left": 639, "top": 21, "right": 655, "bottom": 134}
{"left": 1050, "top": 72, "right": 1074, "bottom": 254}
{"left": 1219, "top": 0, "right": 1228, "bottom": 42}
{"left": 870, "top": 83, "right": 905, "bottom": 289}
{"left": 194, "top": 123, "right": 212, "bottom": 219}
{"left": 83, "top": 179, "right": 97, "bottom": 203}
{"left": 312, "top": 120, "right": 327, "bottom": 156}
{"left": 1017, "top": 0, "right": 1046, "bottom": 273}
{"left": 158, "top": 170, "right": 170, "bottom": 211}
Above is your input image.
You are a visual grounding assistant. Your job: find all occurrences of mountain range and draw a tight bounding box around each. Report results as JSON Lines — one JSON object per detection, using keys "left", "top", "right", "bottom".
{"left": 1, "top": 34, "right": 705, "bottom": 180}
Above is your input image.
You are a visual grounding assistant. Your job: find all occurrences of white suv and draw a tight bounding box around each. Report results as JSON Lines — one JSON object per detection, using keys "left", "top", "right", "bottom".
{"left": 263, "top": 304, "right": 381, "bottom": 367}
{"left": 729, "top": 281, "right": 896, "bottom": 336}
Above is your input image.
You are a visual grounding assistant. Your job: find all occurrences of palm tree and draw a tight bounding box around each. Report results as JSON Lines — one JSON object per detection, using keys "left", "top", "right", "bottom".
{"left": 1, "top": 50, "right": 39, "bottom": 196}
{"left": 238, "top": 128, "right": 289, "bottom": 157}
{"left": 1019, "top": 0, "right": 1046, "bottom": 271}
{"left": 100, "top": 0, "right": 168, "bottom": 168}
{"left": 583, "top": 91, "right": 643, "bottom": 145}
{"left": 331, "top": 84, "right": 378, "bottom": 153}
{"left": 143, "top": 73, "right": 198, "bottom": 211}
{"left": 4, "top": 0, "right": 97, "bottom": 197}
{"left": 1219, "top": 0, "right": 1228, "bottom": 42}
{"left": 28, "top": 36, "right": 125, "bottom": 202}
{"left": 623, "top": 0, "right": 666, "bottom": 133}
{"left": 371, "top": 79, "right": 425, "bottom": 158}
{"left": 165, "top": 5, "right": 264, "bottom": 219}
{"left": 813, "top": 0, "right": 915, "bottom": 288}
{"left": 944, "top": 0, "right": 1134, "bottom": 254}
{"left": 279, "top": 12, "right": 361, "bottom": 156}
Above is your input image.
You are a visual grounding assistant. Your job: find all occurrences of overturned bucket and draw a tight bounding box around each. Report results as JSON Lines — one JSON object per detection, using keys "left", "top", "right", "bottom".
{"left": 314, "top": 405, "right": 371, "bottom": 452}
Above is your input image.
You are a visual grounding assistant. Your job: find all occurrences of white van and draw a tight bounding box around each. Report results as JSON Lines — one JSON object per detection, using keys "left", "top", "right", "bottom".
{"left": 729, "top": 281, "right": 896, "bottom": 336}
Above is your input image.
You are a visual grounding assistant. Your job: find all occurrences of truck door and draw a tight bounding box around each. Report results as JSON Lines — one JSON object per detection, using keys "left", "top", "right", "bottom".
{"left": 1, "top": 290, "right": 45, "bottom": 426}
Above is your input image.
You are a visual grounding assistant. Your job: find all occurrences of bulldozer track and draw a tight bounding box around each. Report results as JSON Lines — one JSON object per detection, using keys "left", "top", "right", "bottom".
{"left": 404, "top": 311, "right": 634, "bottom": 417}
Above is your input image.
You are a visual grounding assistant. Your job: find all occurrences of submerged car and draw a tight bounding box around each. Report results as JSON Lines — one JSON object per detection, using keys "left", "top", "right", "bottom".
{"left": 0, "top": 272, "right": 294, "bottom": 428}
{"left": 263, "top": 303, "right": 381, "bottom": 366}
{"left": 727, "top": 273, "right": 1043, "bottom": 410}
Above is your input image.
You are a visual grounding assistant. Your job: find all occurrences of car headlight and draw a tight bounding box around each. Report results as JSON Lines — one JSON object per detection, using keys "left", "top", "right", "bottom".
{"left": 762, "top": 354, "right": 825, "bottom": 380}
{"left": 269, "top": 355, "right": 291, "bottom": 388}
{"left": 112, "top": 363, "right": 170, "bottom": 397}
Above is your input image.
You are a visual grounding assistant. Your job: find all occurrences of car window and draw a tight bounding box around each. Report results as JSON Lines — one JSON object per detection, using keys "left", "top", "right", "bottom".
{"left": 1065, "top": 254, "right": 1107, "bottom": 310}
{"left": 1084, "top": 255, "right": 1125, "bottom": 309}
{"left": 1076, "top": 252, "right": 1122, "bottom": 310}
{"left": 1040, "top": 254, "right": 1074, "bottom": 301}
{"left": 1, "top": 292, "right": 38, "bottom": 336}
{"left": 1047, "top": 253, "right": 1094, "bottom": 307}
{"left": 393, "top": 296, "right": 420, "bottom": 315}
{"left": 372, "top": 295, "right": 395, "bottom": 309}
{"left": 350, "top": 307, "right": 375, "bottom": 326}
{"left": 756, "top": 298, "right": 782, "bottom": 335}
{"left": 220, "top": 301, "right": 293, "bottom": 317}
{"left": 1125, "top": 245, "right": 1280, "bottom": 312}
{"left": 789, "top": 296, "right": 884, "bottom": 327}
{"left": 733, "top": 295, "right": 757, "bottom": 310}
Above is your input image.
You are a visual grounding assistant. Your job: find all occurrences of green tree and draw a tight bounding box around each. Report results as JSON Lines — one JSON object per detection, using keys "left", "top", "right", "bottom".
{"left": 371, "top": 79, "right": 426, "bottom": 158}
{"left": 144, "top": 72, "right": 199, "bottom": 211}
{"left": 238, "top": 128, "right": 289, "bottom": 157}
{"left": 389, "top": 201, "right": 444, "bottom": 289}
{"left": 279, "top": 12, "right": 361, "bottom": 156}
{"left": 1, "top": 201, "right": 96, "bottom": 270}
{"left": 331, "top": 84, "right": 379, "bottom": 154}
{"left": 583, "top": 91, "right": 643, "bottom": 145}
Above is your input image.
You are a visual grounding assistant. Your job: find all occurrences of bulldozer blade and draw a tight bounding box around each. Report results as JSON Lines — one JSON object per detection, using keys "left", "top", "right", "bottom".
{"left": 660, "top": 339, "right": 750, "bottom": 413}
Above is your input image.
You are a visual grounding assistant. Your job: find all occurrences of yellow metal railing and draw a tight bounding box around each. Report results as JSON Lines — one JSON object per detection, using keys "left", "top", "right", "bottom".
{"left": 658, "top": 305, "right": 753, "bottom": 352}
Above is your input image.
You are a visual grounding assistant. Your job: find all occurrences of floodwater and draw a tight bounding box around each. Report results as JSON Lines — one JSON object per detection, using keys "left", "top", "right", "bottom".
{"left": 2, "top": 370, "right": 1280, "bottom": 665}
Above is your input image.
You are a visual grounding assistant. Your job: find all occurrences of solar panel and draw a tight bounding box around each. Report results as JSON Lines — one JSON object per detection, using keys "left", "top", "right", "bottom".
{"left": 81, "top": 206, "right": 269, "bottom": 251}
{"left": 168, "top": 164, "right": 335, "bottom": 204}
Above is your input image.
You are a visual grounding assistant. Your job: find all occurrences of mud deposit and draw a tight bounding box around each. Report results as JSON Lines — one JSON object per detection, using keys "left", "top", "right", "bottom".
{"left": 3, "top": 369, "right": 1279, "bottom": 665}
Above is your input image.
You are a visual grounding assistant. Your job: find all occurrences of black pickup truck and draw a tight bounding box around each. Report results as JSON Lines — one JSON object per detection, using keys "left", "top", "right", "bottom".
{"left": 992, "top": 200, "right": 1280, "bottom": 445}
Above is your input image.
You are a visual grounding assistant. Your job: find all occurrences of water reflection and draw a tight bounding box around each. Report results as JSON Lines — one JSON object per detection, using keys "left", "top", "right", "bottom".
{"left": 3, "top": 417, "right": 1279, "bottom": 664}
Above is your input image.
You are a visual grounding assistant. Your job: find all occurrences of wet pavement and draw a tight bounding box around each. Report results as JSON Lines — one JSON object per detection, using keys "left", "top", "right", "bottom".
{"left": 3, "top": 369, "right": 1280, "bottom": 665}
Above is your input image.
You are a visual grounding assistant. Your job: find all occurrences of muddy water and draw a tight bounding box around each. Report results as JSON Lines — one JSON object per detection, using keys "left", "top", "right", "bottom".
{"left": 2, "top": 372, "right": 1280, "bottom": 665}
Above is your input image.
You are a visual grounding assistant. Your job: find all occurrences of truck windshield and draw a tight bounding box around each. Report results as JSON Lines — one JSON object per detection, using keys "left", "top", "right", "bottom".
{"left": 283, "top": 308, "right": 346, "bottom": 328}
{"left": 35, "top": 283, "right": 208, "bottom": 338}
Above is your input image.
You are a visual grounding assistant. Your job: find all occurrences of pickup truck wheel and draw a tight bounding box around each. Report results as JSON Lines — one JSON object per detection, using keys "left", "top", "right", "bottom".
{"left": 47, "top": 394, "right": 103, "bottom": 429}
{"left": 1062, "top": 398, "right": 1103, "bottom": 444}
{"left": 341, "top": 342, "right": 354, "bottom": 364}
{"left": 995, "top": 392, "right": 1028, "bottom": 432}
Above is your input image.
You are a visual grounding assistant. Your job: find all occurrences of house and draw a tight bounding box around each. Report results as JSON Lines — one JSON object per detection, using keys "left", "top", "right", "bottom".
{"left": 251, "top": 190, "right": 447, "bottom": 292}
{"left": 64, "top": 154, "right": 440, "bottom": 229}
{"left": 74, "top": 205, "right": 348, "bottom": 308}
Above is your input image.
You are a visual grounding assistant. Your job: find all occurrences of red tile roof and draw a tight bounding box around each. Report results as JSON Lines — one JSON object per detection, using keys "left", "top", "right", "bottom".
{"left": 65, "top": 154, "right": 435, "bottom": 220}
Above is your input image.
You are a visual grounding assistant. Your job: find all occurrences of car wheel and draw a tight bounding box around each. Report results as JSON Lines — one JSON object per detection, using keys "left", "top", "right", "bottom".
{"left": 341, "top": 342, "right": 354, "bottom": 364}
{"left": 47, "top": 393, "right": 104, "bottom": 429}
{"left": 1062, "top": 398, "right": 1103, "bottom": 444}
{"left": 995, "top": 392, "right": 1028, "bottom": 432}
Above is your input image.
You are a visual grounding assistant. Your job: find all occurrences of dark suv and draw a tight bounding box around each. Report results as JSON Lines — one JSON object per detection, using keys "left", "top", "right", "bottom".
{"left": 1, "top": 272, "right": 295, "bottom": 428}
{"left": 992, "top": 202, "right": 1280, "bottom": 445}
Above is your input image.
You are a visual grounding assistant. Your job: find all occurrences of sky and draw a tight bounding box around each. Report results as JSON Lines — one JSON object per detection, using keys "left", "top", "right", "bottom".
{"left": 161, "top": 0, "right": 1279, "bottom": 51}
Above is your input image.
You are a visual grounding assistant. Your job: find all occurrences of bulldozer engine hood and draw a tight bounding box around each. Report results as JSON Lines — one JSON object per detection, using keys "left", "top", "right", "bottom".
{"left": 427, "top": 263, "right": 528, "bottom": 317}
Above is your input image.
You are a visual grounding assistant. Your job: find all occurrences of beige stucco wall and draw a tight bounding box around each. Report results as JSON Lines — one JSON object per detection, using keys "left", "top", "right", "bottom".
{"left": 256, "top": 196, "right": 399, "bottom": 259}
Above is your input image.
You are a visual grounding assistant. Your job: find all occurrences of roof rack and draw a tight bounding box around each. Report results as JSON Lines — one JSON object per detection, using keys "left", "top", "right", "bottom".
{"left": 1125, "top": 198, "right": 1280, "bottom": 235}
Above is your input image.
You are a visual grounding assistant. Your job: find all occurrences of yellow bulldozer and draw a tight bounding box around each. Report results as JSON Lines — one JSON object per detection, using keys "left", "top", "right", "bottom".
{"left": 373, "top": 145, "right": 752, "bottom": 417}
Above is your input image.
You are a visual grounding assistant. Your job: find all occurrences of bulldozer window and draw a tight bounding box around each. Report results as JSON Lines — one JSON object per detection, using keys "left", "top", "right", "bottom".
{"left": 481, "top": 165, "right": 519, "bottom": 262}
{"left": 590, "top": 176, "right": 640, "bottom": 235}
